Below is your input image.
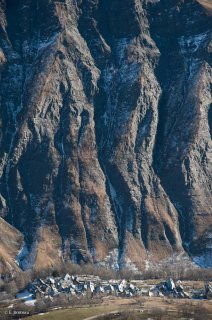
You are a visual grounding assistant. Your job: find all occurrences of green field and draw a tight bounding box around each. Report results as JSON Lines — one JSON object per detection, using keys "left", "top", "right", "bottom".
{"left": 29, "top": 305, "right": 123, "bottom": 320}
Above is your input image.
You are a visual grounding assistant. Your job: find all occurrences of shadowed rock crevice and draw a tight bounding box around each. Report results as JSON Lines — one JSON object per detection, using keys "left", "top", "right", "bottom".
{"left": 208, "top": 104, "right": 212, "bottom": 140}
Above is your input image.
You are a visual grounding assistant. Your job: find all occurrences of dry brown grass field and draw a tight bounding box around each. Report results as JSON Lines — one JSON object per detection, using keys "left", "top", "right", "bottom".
{"left": 24, "top": 296, "right": 212, "bottom": 320}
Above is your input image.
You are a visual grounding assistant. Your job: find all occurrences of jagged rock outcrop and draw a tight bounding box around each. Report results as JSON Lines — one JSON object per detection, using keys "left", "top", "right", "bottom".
{"left": 0, "top": 0, "right": 211, "bottom": 274}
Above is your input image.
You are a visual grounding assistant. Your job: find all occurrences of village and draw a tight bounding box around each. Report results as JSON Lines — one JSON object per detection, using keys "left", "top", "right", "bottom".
{"left": 16, "top": 274, "right": 212, "bottom": 307}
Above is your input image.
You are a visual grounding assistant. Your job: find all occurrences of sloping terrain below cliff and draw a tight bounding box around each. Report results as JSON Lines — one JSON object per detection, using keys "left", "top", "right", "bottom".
{"left": 0, "top": 0, "right": 211, "bottom": 274}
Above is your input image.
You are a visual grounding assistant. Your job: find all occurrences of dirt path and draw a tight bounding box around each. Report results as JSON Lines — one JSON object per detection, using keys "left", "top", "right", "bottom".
{"left": 83, "top": 310, "right": 120, "bottom": 320}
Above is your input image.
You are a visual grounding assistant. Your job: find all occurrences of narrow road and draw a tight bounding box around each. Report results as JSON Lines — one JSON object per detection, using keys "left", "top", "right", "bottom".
{"left": 84, "top": 310, "right": 120, "bottom": 320}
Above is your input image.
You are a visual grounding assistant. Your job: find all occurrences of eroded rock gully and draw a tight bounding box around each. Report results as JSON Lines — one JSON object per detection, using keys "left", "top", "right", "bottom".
{"left": 0, "top": 0, "right": 211, "bottom": 274}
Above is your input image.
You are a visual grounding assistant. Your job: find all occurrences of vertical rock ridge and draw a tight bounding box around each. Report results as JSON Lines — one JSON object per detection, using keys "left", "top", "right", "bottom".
{"left": 149, "top": 0, "right": 212, "bottom": 266}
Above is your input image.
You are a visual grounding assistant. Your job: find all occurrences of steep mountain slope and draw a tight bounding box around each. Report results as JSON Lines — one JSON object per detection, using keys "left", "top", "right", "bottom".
{"left": 0, "top": 217, "right": 24, "bottom": 274}
{"left": 0, "top": 0, "right": 211, "bottom": 274}
{"left": 197, "top": 0, "right": 212, "bottom": 14}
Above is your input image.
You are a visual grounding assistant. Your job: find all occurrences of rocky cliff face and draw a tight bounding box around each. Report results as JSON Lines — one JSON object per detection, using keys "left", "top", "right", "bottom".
{"left": 0, "top": 0, "right": 211, "bottom": 274}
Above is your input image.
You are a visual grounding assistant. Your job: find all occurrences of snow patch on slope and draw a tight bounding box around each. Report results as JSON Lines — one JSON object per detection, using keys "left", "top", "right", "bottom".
{"left": 193, "top": 251, "right": 212, "bottom": 268}
{"left": 16, "top": 290, "right": 36, "bottom": 306}
{"left": 97, "top": 249, "right": 119, "bottom": 270}
{"left": 15, "top": 243, "right": 29, "bottom": 269}
{"left": 15, "top": 241, "right": 37, "bottom": 271}
{"left": 179, "top": 32, "right": 209, "bottom": 55}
